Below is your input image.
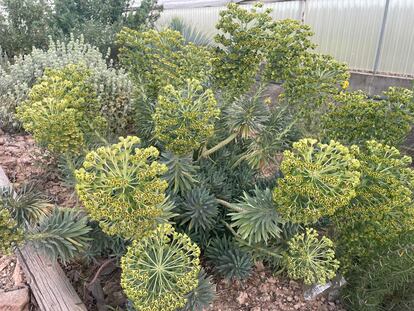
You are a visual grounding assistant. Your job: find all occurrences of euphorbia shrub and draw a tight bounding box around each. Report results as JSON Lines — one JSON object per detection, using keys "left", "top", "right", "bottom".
{"left": 273, "top": 138, "right": 360, "bottom": 224}
{"left": 333, "top": 141, "right": 414, "bottom": 270}
{"left": 16, "top": 64, "right": 106, "bottom": 155}
{"left": 75, "top": 136, "right": 169, "bottom": 239}
{"left": 121, "top": 224, "right": 200, "bottom": 311}
{"left": 153, "top": 79, "right": 220, "bottom": 155}
{"left": 117, "top": 27, "right": 212, "bottom": 100}
{"left": 213, "top": 2, "right": 273, "bottom": 97}
{"left": 284, "top": 228, "right": 339, "bottom": 285}
{"left": 323, "top": 87, "right": 414, "bottom": 147}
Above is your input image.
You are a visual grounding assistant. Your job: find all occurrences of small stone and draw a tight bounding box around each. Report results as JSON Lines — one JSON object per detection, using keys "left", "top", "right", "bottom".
{"left": 0, "top": 287, "right": 29, "bottom": 311}
{"left": 287, "top": 296, "right": 293, "bottom": 302}
{"left": 237, "top": 292, "right": 249, "bottom": 305}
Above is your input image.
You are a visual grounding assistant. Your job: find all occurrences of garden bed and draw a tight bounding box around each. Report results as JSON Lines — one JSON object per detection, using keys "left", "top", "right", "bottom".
{"left": 0, "top": 132, "right": 346, "bottom": 311}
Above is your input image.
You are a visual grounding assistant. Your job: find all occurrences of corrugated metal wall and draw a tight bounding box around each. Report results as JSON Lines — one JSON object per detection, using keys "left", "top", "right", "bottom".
{"left": 156, "top": 0, "right": 414, "bottom": 77}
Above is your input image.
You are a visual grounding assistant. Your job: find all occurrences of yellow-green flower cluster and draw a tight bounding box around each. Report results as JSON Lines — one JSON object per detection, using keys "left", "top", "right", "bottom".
{"left": 213, "top": 3, "right": 273, "bottom": 97}
{"left": 153, "top": 79, "right": 220, "bottom": 155}
{"left": 273, "top": 138, "right": 360, "bottom": 224}
{"left": 284, "top": 228, "right": 339, "bottom": 285}
{"left": 121, "top": 224, "right": 200, "bottom": 311}
{"left": 334, "top": 141, "right": 414, "bottom": 270}
{"left": 75, "top": 136, "right": 168, "bottom": 239}
{"left": 264, "top": 19, "right": 315, "bottom": 82}
{"left": 16, "top": 64, "right": 106, "bottom": 155}
{"left": 281, "top": 53, "right": 349, "bottom": 136}
{"left": 0, "top": 208, "right": 23, "bottom": 255}
{"left": 117, "top": 27, "right": 212, "bottom": 100}
{"left": 323, "top": 88, "right": 414, "bottom": 147}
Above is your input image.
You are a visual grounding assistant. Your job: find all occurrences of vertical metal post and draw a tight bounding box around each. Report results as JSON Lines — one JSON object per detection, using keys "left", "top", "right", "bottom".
{"left": 373, "top": 0, "right": 391, "bottom": 74}
{"left": 369, "top": 0, "right": 391, "bottom": 94}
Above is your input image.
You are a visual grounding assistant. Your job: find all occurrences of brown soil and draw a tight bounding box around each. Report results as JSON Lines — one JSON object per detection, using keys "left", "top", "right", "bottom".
{"left": 0, "top": 132, "right": 347, "bottom": 311}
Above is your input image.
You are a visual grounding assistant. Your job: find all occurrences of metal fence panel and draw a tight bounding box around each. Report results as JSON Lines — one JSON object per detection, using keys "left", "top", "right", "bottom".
{"left": 377, "top": 0, "right": 414, "bottom": 76}
{"left": 304, "top": 0, "right": 384, "bottom": 72}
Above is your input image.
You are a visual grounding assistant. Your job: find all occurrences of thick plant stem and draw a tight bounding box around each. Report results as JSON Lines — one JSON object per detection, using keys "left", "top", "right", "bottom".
{"left": 217, "top": 198, "right": 242, "bottom": 212}
{"left": 201, "top": 132, "right": 238, "bottom": 158}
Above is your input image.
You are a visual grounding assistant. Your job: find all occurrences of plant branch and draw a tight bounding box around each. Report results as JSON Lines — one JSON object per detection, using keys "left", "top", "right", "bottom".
{"left": 201, "top": 132, "right": 238, "bottom": 158}
{"left": 216, "top": 198, "right": 242, "bottom": 211}
{"left": 86, "top": 258, "right": 116, "bottom": 290}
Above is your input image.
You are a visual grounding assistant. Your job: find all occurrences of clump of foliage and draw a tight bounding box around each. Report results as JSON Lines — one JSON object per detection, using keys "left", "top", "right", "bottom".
{"left": 161, "top": 152, "right": 199, "bottom": 195}
{"left": 75, "top": 136, "right": 169, "bottom": 239}
{"left": 175, "top": 187, "right": 219, "bottom": 234}
{"left": 229, "top": 187, "right": 286, "bottom": 245}
{"left": 281, "top": 53, "right": 349, "bottom": 136}
{"left": 169, "top": 17, "right": 212, "bottom": 47}
{"left": 0, "top": 184, "right": 90, "bottom": 262}
{"left": 153, "top": 79, "right": 220, "bottom": 155}
{"left": 0, "top": 35, "right": 133, "bottom": 132}
{"left": 273, "top": 138, "right": 360, "bottom": 224}
{"left": 343, "top": 231, "right": 414, "bottom": 311}
{"left": 117, "top": 28, "right": 212, "bottom": 101}
{"left": 284, "top": 228, "right": 339, "bottom": 285}
{"left": 323, "top": 88, "right": 414, "bottom": 147}
{"left": 181, "top": 269, "right": 216, "bottom": 311}
{"left": 16, "top": 64, "right": 106, "bottom": 155}
{"left": 0, "top": 208, "right": 24, "bottom": 255}
{"left": 0, "top": 0, "right": 162, "bottom": 58}
{"left": 213, "top": 2, "right": 273, "bottom": 97}
{"left": 121, "top": 224, "right": 200, "bottom": 311}
{"left": 205, "top": 236, "right": 253, "bottom": 280}
{"left": 264, "top": 19, "right": 315, "bottom": 82}
{"left": 333, "top": 141, "right": 414, "bottom": 269}
{"left": 0, "top": 0, "right": 53, "bottom": 57}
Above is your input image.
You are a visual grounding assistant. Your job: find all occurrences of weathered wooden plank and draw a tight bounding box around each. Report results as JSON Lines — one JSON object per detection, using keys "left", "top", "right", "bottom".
{"left": 0, "top": 166, "right": 87, "bottom": 311}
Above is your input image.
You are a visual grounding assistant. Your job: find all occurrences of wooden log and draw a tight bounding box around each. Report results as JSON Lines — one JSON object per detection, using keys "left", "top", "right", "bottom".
{"left": 0, "top": 166, "right": 87, "bottom": 311}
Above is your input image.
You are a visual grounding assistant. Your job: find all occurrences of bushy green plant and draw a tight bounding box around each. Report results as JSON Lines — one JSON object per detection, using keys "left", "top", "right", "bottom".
{"left": 181, "top": 269, "right": 216, "bottom": 311}
{"left": 222, "top": 89, "right": 270, "bottom": 140}
{"left": 323, "top": 88, "right": 414, "bottom": 147}
{"left": 168, "top": 18, "right": 212, "bottom": 47}
{"left": 161, "top": 152, "right": 199, "bottom": 195}
{"left": 16, "top": 64, "right": 106, "bottom": 155}
{"left": 273, "top": 138, "right": 360, "bottom": 224}
{"left": 205, "top": 236, "right": 253, "bottom": 280}
{"left": 0, "top": 183, "right": 51, "bottom": 228}
{"left": 229, "top": 187, "right": 286, "bottom": 245}
{"left": 75, "top": 136, "right": 169, "bottom": 239}
{"left": 284, "top": 228, "right": 339, "bottom": 285}
{"left": 264, "top": 19, "right": 315, "bottom": 82}
{"left": 0, "top": 0, "right": 53, "bottom": 57}
{"left": 27, "top": 208, "right": 91, "bottom": 263}
{"left": 1, "top": 184, "right": 90, "bottom": 261}
{"left": 117, "top": 28, "right": 212, "bottom": 101}
{"left": 121, "top": 224, "right": 200, "bottom": 311}
{"left": 176, "top": 187, "right": 218, "bottom": 234}
{"left": 281, "top": 53, "right": 349, "bottom": 136}
{"left": 343, "top": 231, "right": 414, "bottom": 311}
{"left": 0, "top": 208, "right": 24, "bottom": 255}
{"left": 213, "top": 3, "right": 272, "bottom": 97}
{"left": 0, "top": 35, "right": 133, "bottom": 132}
{"left": 333, "top": 141, "right": 414, "bottom": 269}
{"left": 153, "top": 79, "right": 220, "bottom": 155}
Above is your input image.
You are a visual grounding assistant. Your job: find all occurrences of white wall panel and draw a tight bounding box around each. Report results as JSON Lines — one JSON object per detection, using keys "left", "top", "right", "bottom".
{"left": 304, "top": 0, "right": 384, "bottom": 72}
{"left": 377, "top": 0, "right": 414, "bottom": 76}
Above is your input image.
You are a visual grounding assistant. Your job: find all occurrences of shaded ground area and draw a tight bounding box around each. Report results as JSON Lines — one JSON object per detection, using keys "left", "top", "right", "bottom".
{"left": 0, "top": 132, "right": 346, "bottom": 311}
